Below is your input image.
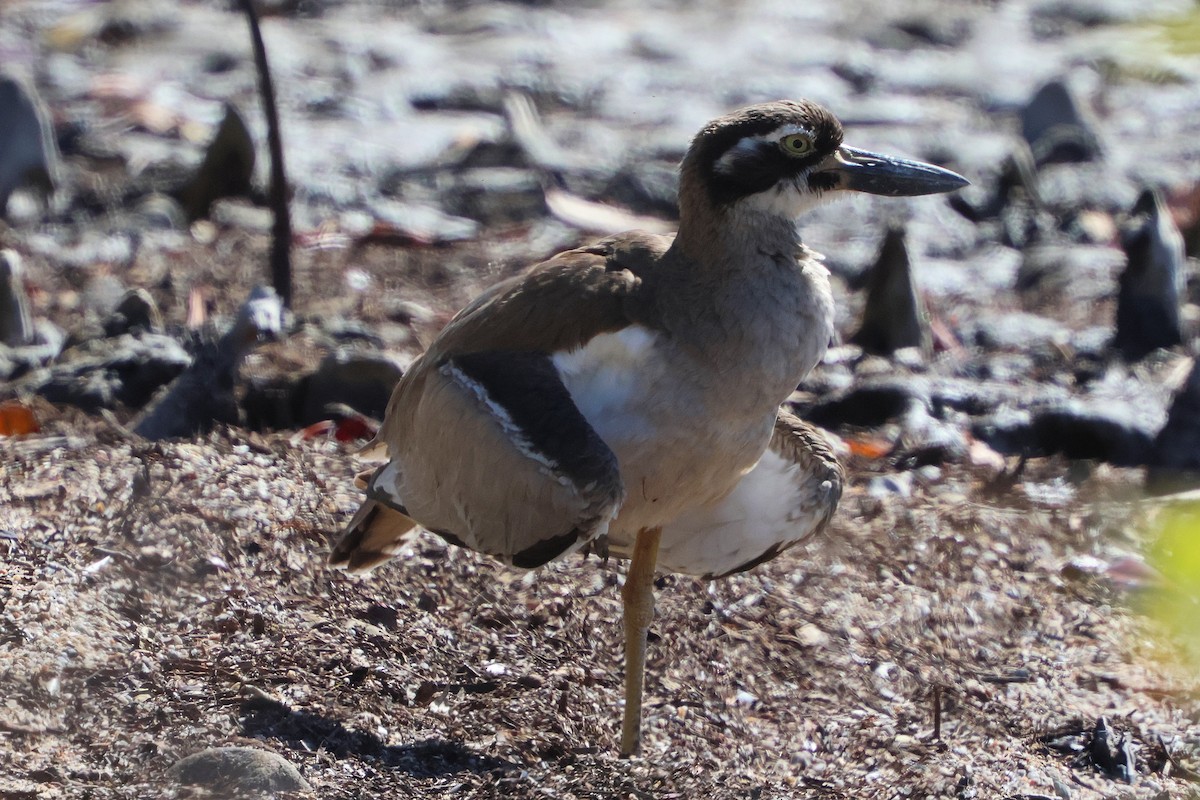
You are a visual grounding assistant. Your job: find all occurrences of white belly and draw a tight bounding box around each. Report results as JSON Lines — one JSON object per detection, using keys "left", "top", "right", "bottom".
{"left": 552, "top": 325, "right": 774, "bottom": 549}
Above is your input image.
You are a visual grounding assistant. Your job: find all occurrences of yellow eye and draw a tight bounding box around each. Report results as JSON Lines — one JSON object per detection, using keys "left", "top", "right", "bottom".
{"left": 780, "top": 133, "right": 814, "bottom": 156}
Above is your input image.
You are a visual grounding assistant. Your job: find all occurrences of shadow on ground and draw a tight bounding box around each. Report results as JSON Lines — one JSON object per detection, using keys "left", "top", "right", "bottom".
{"left": 240, "top": 694, "right": 516, "bottom": 778}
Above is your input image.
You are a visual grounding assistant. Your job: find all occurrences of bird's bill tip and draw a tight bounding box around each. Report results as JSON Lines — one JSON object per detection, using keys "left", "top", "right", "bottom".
{"left": 824, "top": 145, "right": 969, "bottom": 197}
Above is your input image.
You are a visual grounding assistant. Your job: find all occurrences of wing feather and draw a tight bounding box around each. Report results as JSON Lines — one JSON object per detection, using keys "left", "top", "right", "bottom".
{"left": 334, "top": 233, "right": 672, "bottom": 571}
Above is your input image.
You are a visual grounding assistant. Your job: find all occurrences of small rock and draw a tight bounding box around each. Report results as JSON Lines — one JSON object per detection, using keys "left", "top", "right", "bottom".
{"left": 442, "top": 168, "right": 547, "bottom": 225}
{"left": 869, "top": 472, "right": 913, "bottom": 498}
{"left": 806, "top": 381, "right": 916, "bottom": 429}
{"left": 300, "top": 348, "right": 404, "bottom": 424}
{"left": 0, "top": 73, "right": 58, "bottom": 218}
{"left": 133, "top": 192, "right": 187, "bottom": 230}
{"left": 851, "top": 227, "right": 930, "bottom": 357}
{"left": 29, "top": 332, "right": 191, "bottom": 411}
{"left": 1030, "top": 398, "right": 1159, "bottom": 466}
{"left": 0, "top": 250, "right": 34, "bottom": 347}
{"left": 1020, "top": 80, "right": 1102, "bottom": 166}
{"left": 382, "top": 298, "right": 437, "bottom": 326}
{"left": 104, "top": 288, "right": 162, "bottom": 337}
{"left": 211, "top": 198, "right": 273, "bottom": 233}
{"left": 168, "top": 746, "right": 310, "bottom": 794}
{"left": 795, "top": 622, "right": 829, "bottom": 648}
{"left": 176, "top": 103, "right": 256, "bottom": 222}
{"left": 1115, "top": 189, "right": 1185, "bottom": 361}
{"left": 1148, "top": 359, "right": 1200, "bottom": 490}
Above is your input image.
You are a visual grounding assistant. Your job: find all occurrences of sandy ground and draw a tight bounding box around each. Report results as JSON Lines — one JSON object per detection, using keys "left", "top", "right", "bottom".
{"left": 2, "top": 409, "right": 1199, "bottom": 798}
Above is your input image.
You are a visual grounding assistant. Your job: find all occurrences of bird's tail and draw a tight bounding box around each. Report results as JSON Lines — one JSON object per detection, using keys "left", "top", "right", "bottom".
{"left": 328, "top": 499, "right": 417, "bottom": 573}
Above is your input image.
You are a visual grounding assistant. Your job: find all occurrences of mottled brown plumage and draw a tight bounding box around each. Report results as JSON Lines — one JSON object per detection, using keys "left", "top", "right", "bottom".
{"left": 329, "top": 100, "right": 966, "bottom": 755}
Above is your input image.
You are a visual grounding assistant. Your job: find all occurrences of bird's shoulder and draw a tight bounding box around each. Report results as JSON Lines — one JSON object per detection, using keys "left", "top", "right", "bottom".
{"left": 361, "top": 231, "right": 672, "bottom": 459}
{"left": 428, "top": 229, "right": 673, "bottom": 360}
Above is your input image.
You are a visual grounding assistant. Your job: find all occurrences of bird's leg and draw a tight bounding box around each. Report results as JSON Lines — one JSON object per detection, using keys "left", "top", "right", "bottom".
{"left": 619, "top": 525, "right": 662, "bottom": 758}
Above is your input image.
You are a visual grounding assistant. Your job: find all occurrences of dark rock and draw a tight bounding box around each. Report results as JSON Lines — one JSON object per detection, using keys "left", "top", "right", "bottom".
{"left": 976, "top": 394, "right": 1160, "bottom": 466}
{"left": 0, "top": 249, "right": 33, "bottom": 347}
{"left": 300, "top": 349, "right": 403, "bottom": 425}
{"left": 0, "top": 73, "right": 58, "bottom": 218}
{"left": 888, "top": 13, "right": 973, "bottom": 49}
{"left": 70, "top": 0, "right": 180, "bottom": 46}
{"left": 1148, "top": 359, "right": 1200, "bottom": 490}
{"left": 103, "top": 288, "right": 162, "bottom": 337}
{"left": 805, "top": 382, "right": 918, "bottom": 429}
{"left": 831, "top": 57, "right": 877, "bottom": 95}
{"left": 168, "top": 746, "right": 310, "bottom": 794}
{"left": 803, "top": 369, "right": 1079, "bottom": 444}
{"left": 362, "top": 603, "right": 400, "bottom": 630}
{"left": 602, "top": 161, "right": 679, "bottom": 218}
{"left": 410, "top": 83, "right": 507, "bottom": 114}
{"left": 176, "top": 103, "right": 256, "bottom": 222}
{"left": 441, "top": 168, "right": 547, "bottom": 225}
{"left": 1114, "top": 189, "right": 1185, "bottom": 361}
{"left": 850, "top": 227, "right": 929, "bottom": 357}
{"left": 202, "top": 50, "right": 240, "bottom": 74}
{"left": 29, "top": 332, "right": 191, "bottom": 411}
{"left": 1031, "top": 400, "right": 1156, "bottom": 465}
{"left": 1030, "top": 0, "right": 1141, "bottom": 39}
{"left": 1020, "top": 80, "right": 1102, "bottom": 166}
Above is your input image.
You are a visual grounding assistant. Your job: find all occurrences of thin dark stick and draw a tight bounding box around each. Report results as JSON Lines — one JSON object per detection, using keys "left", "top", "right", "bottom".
{"left": 932, "top": 684, "right": 942, "bottom": 741}
{"left": 236, "top": 0, "right": 293, "bottom": 308}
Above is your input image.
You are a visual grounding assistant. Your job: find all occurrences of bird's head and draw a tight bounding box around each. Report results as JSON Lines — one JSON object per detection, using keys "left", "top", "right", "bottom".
{"left": 680, "top": 100, "right": 968, "bottom": 223}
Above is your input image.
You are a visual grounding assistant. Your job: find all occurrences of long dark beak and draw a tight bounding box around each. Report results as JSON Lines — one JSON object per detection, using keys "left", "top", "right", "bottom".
{"left": 816, "top": 145, "right": 968, "bottom": 197}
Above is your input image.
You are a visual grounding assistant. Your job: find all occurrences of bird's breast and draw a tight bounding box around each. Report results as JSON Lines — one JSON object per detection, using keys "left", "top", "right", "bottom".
{"left": 552, "top": 324, "right": 780, "bottom": 534}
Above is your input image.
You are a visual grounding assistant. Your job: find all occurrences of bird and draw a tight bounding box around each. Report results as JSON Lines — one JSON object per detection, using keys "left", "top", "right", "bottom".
{"left": 329, "top": 99, "right": 967, "bottom": 756}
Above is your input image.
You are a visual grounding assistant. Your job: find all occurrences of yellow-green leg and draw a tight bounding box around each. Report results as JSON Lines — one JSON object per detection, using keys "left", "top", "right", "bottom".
{"left": 620, "top": 526, "right": 662, "bottom": 758}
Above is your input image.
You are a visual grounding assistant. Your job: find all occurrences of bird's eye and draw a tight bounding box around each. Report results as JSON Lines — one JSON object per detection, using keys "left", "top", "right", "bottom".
{"left": 780, "top": 133, "right": 815, "bottom": 156}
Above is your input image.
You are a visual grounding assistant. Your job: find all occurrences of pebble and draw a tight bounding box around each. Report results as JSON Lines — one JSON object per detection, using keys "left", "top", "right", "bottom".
{"left": 168, "top": 746, "right": 311, "bottom": 794}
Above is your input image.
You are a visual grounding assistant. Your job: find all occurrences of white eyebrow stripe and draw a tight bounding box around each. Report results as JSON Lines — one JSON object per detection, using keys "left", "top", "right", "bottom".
{"left": 713, "top": 125, "right": 816, "bottom": 175}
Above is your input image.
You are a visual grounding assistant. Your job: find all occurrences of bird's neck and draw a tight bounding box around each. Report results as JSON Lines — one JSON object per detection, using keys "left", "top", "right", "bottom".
{"left": 673, "top": 195, "right": 803, "bottom": 273}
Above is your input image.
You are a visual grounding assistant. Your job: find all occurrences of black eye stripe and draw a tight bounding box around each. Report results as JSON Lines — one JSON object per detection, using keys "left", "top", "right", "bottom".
{"left": 687, "top": 101, "right": 844, "bottom": 207}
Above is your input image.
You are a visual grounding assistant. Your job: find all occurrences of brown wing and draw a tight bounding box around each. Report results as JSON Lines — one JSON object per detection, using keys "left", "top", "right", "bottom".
{"left": 332, "top": 232, "right": 672, "bottom": 572}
